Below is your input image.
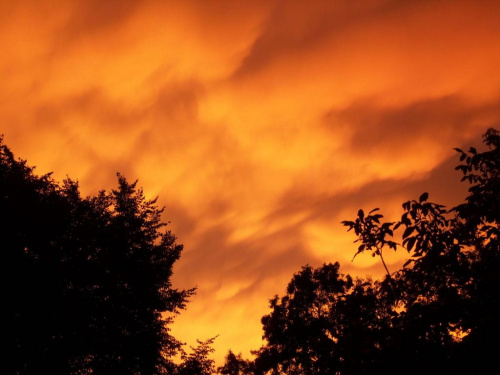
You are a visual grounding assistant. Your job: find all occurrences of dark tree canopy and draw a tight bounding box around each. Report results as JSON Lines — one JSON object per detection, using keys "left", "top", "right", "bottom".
{"left": 249, "top": 129, "right": 500, "bottom": 375}
{"left": 176, "top": 337, "right": 217, "bottom": 375}
{"left": 252, "top": 264, "right": 390, "bottom": 375}
{"left": 217, "top": 350, "right": 251, "bottom": 375}
{"left": 1, "top": 137, "right": 194, "bottom": 374}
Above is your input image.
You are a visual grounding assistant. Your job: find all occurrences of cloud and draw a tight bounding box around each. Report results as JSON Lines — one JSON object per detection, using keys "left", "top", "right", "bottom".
{"left": 230, "top": 0, "right": 500, "bottom": 109}
{"left": 322, "top": 96, "right": 500, "bottom": 181}
{"left": 2, "top": 0, "right": 500, "bottom": 365}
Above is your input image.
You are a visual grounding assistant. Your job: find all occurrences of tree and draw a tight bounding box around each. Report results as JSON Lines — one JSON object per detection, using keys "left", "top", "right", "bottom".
{"left": 1, "top": 136, "right": 194, "bottom": 374}
{"left": 217, "top": 350, "right": 251, "bottom": 375}
{"left": 342, "top": 128, "right": 500, "bottom": 373}
{"left": 250, "top": 128, "right": 500, "bottom": 374}
{"left": 176, "top": 337, "right": 217, "bottom": 375}
{"left": 1, "top": 137, "right": 73, "bottom": 373}
{"left": 251, "top": 264, "right": 392, "bottom": 375}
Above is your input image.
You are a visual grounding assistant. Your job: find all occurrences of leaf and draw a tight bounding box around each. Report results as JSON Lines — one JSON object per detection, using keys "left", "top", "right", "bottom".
{"left": 419, "top": 192, "right": 429, "bottom": 203}
{"left": 358, "top": 209, "right": 364, "bottom": 220}
{"left": 401, "top": 213, "right": 411, "bottom": 225}
{"left": 381, "top": 222, "right": 391, "bottom": 229}
{"left": 407, "top": 237, "right": 417, "bottom": 251}
{"left": 369, "top": 208, "right": 380, "bottom": 214}
{"left": 402, "top": 226, "right": 415, "bottom": 239}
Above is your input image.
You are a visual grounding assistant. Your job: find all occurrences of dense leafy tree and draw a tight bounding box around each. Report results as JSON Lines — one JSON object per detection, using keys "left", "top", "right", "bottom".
{"left": 342, "top": 128, "right": 500, "bottom": 373}
{"left": 1, "top": 137, "right": 194, "bottom": 374}
{"left": 217, "top": 350, "right": 251, "bottom": 375}
{"left": 250, "top": 129, "right": 500, "bottom": 374}
{"left": 252, "top": 264, "right": 392, "bottom": 375}
{"left": 2, "top": 137, "right": 73, "bottom": 373}
{"left": 176, "top": 337, "right": 217, "bottom": 375}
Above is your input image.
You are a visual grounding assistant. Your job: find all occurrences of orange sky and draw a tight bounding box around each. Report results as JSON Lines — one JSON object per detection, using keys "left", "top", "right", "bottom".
{"left": 2, "top": 0, "right": 500, "bottom": 365}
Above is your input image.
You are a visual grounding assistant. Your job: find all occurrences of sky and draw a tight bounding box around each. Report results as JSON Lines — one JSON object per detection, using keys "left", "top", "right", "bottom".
{"left": 2, "top": 0, "right": 500, "bottom": 365}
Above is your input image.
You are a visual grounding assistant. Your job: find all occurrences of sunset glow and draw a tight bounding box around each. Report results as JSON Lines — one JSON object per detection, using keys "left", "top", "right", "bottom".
{"left": 2, "top": 0, "right": 500, "bottom": 364}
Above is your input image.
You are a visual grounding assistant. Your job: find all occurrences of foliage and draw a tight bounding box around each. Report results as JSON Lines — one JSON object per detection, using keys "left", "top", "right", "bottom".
{"left": 1, "top": 137, "right": 194, "bottom": 374}
{"left": 217, "top": 350, "right": 251, "bottom": 375}
{"left": 252, "top": 264, "right": 392, "bottom": 375}
{"left": 176, "top": 337, "right": 217, "bottom": 375}
{"left": 249, "top": 129, "right": 500, "bottom": 374}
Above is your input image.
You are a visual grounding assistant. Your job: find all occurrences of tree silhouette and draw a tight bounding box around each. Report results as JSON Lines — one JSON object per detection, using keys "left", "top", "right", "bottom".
{"left": 249, "top": 128, "right": 500, "bottom": 374}
{"left": 251, "top": 264, "right": 392, "bottom": 375}
{"left": 176, "top": 337, "right": 217, "bottom": 375}
{"left": 342, "top": 128, "right": 500, "bottom": 373}
{"left": 1, "top": 137, "right": 194, "bottom": 374}
{"left": 217, "top": 350, "right": 251, "bottom": 375}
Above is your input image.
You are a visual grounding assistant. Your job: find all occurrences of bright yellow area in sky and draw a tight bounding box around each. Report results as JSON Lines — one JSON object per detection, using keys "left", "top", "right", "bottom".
{"left": 2, "top": 0, "right": 500, "bottom": 365}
